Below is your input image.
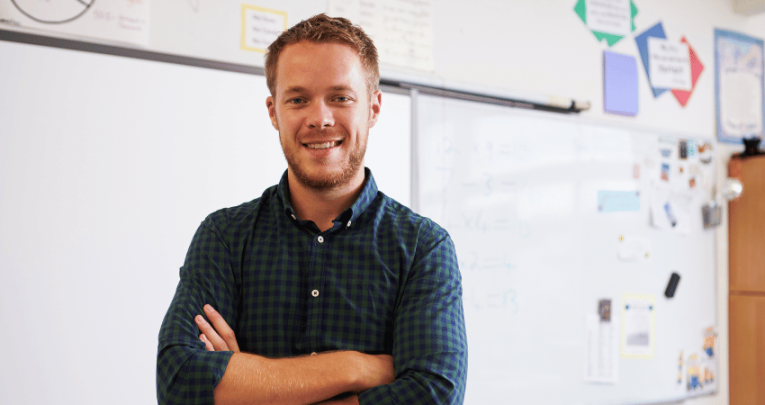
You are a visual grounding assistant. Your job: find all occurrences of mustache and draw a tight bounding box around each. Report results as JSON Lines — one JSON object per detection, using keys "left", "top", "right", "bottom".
{"left": 299, "top": 128, "right": 346, "bottom": 142}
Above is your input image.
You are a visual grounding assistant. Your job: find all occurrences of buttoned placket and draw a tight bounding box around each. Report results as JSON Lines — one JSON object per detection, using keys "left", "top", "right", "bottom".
{"left": 305, "top": 231, "right": 326, "bottom": 349}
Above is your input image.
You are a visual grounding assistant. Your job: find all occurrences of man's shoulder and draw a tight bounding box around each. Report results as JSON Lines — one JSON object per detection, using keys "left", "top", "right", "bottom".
{"left": 374, "top": 192, "right": 450, "bottom": 244}
{"left": 202, "top": 185, "right": 279, "bottom": 233}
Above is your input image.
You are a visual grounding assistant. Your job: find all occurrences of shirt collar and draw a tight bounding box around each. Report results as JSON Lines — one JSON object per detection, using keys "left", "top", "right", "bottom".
{"left": 277, "top": 167, "right": 379, "bottom": 228}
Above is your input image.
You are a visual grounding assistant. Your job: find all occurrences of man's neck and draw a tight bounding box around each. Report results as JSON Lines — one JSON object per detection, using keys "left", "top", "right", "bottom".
{"left": 287, "top": 170, "right": 366, "bottom": 232}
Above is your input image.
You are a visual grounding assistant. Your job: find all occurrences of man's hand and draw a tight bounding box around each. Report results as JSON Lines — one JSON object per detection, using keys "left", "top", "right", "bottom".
{"left": 195, "top": 304, "right": 394, "bottom": 405}
{"left": 195, "top": 304, "right": 239, "bottom": 352}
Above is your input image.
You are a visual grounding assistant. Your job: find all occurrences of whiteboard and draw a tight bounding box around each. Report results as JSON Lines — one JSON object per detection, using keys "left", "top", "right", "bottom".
{"left": 416, "top": 94, "right": 717, "bottom": 405}
{"left": 0, "top": 39, "right": 410, "bottom": 405}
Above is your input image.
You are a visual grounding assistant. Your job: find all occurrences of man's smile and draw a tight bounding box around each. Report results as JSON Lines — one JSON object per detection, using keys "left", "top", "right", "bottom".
{"left": 304, "top": 140, "right": 343, "bottom": 149}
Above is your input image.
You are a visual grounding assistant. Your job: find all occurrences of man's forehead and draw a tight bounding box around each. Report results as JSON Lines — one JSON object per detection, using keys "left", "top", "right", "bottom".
{"left": 274, "top": 41, "right": 365, "bottom": 93}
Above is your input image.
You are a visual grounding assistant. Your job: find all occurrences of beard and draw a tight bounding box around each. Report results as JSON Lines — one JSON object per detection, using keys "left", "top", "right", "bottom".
{"left": 280, "top": 128, "right": 367, "bottom": 191}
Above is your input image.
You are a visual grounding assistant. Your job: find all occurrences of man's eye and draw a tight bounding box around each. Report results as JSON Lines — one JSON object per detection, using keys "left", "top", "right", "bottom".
{"left": 288, "top": 98, "right": 304, "bottom": 104}
{"left": 335, "top": 97, "right": 349, "bottom": 102}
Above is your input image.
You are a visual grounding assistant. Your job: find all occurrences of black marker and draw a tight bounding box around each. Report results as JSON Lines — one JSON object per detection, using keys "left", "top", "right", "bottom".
{"left": 665, "top": 272, "right": 681, "bottom": 298}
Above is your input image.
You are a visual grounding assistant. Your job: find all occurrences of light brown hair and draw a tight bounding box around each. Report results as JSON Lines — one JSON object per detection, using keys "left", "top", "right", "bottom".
{"left": 265, "top": 14, "right": 379, "bottom": 99}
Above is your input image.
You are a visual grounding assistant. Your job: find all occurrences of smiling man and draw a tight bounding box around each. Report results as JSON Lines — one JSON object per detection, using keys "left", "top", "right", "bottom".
{"left": 157, "top": 14, "right": 467, "bottom": 405}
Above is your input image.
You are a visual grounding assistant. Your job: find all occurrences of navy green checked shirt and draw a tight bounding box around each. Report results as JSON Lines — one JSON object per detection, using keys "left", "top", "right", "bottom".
{"left": 157, "top": 168, "right": 467, "bottom": 405}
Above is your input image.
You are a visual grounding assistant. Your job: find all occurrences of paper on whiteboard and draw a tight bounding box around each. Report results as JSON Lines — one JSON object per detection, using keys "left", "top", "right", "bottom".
{"left": 0, "top": 0, "right": 150, "bottom": 46}
{"left": 585, "top": 313, "right": 619, "bottom": 383}
{"left": 650, "top": 183, "right": 692, "bottom": 235}
{"left": 617, "top": 235, "right": 653, "bottom": 262}
{"left": 621, "top": 294, "right": 655, "bottom": 359}
{"left": 585, "top": 0, "right": 631, "bottom": 37}
{"left": 648, "top": 37, "right": 692, "bottom": 91}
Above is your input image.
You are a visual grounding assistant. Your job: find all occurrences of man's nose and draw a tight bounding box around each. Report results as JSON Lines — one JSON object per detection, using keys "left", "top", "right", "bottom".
{"left": 307, "top": 101, "right": 334, "bottom": 129}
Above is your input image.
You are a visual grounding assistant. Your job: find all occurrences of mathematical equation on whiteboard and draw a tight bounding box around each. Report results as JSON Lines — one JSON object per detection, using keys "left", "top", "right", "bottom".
{"left": 418, "top": 113, "right": 635, "bottom": 318}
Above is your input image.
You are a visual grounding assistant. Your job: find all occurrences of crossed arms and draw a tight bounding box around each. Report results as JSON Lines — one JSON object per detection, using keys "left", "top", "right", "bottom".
{"left": 194, "top": 304, "right": 393, "bottom": 405}
{"left": 156, "top": 213, "right": 467, "bottom": 405}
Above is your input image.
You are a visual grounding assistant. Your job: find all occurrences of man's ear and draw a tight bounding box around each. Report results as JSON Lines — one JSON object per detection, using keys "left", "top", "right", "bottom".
{"left": 368, "top": 89, "right": 382, "bottom": 128}
{"left": 266, "top": 96, "right": 279, "bottom": 130}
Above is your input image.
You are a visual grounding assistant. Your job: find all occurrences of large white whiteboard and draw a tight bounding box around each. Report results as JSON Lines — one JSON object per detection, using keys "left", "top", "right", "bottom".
{"left": 0, "top": 39, "right": 410, "bottom": 405}
{"left": 416, "top": 94, "right": 717, "bottom": 405}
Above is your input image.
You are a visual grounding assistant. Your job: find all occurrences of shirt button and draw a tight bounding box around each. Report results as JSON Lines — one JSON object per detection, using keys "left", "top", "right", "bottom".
{"left": 347, "top": 220, "right": 352, "bottom": 227}
{"left": 291, "top": 214, "right": 296, "bottom": 220}
{"left": 317, "top": 236, "right": 324, "bottom": 243}
{"left": 311, "top": 289, "right": 319, "bottom": 297}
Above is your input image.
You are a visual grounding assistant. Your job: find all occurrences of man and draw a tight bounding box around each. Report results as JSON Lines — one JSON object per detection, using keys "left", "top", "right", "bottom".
{"left": 157, "top": 14, "right": 467, "bottom": 405}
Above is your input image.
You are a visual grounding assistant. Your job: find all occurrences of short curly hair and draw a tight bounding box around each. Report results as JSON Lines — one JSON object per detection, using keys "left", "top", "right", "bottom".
{"left": 265, "top": 14, "right": 379, "bottom": 99}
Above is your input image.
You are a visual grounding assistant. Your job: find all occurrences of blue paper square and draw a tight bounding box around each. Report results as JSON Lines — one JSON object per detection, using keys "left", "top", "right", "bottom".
{"left": 635, "top": 22, "right": 669, "bottom": 98}
{"left": 604, "top": 51, "right": 638, "bottom": 116}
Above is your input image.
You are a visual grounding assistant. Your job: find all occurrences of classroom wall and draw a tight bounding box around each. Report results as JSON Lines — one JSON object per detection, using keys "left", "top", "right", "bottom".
{"left": 403, "top": 1, "right": 751, "bottom": 404}
{"left": 3, "top": 1, "right": 759, "bottom": 403}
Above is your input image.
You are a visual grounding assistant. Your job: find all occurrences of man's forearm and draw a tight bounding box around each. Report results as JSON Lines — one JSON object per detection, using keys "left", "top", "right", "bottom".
{"left": 214, "top": 351, "right": 391, "bottom": 405}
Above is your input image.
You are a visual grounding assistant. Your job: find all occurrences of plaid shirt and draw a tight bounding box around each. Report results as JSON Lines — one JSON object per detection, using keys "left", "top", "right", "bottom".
{"left": 157, "top": 169, "right": 467, "bottom": 405}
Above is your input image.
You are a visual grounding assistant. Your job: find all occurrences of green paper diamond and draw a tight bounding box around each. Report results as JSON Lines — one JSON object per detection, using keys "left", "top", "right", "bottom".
{"left": 575, "top": 0, "right": 639, "bottom": 47}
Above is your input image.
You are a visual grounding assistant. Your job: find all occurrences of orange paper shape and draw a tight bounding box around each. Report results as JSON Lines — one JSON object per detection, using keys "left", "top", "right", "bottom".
{"left": 672, "top": 37, "right": 703, "bottom": 107}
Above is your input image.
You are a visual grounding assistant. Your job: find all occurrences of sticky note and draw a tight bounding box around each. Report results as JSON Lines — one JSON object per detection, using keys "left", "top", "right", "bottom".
{"left": 604, "top": 51, "right": 639, "bottom": 116}
{"left": 598, "top": 190, "right": 640, "bottom": 212}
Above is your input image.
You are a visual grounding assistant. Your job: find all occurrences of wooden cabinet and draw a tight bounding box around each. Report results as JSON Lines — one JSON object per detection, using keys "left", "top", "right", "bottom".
{"left": 728, "top": 154, "right": 765, "bottom": 404}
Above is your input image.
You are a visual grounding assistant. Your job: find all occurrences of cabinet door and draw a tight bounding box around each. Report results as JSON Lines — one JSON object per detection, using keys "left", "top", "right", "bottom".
{"left": 729, "top": 294, "right": 765, "bottom": 404}
{"left": 729, "top": 156, "right": 765, "bottom": 293}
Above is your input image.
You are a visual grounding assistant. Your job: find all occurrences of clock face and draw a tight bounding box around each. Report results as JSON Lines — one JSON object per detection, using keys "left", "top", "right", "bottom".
{"left": 12, "top": 0, "right": 94, "bottom": 24}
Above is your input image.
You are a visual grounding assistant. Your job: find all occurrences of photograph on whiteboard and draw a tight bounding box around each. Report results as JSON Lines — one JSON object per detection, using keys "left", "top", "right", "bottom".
{"left": 715, "top": 29, "right": 765, "bottom": 144}
{"left": 620, "top": 293, "right": 655, "bottom": 359}
{"left": 686, "top": 351, "right": 717, "bottom": 396}
{"left": 685, "top": 325, "right": 719, "bottom": 396}
{"left": 0, "top": 0, "right": 150, "bottom": 45}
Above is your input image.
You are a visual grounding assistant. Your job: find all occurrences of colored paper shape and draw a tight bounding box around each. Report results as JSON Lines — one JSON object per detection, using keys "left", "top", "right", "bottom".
{"left": 635, "top": 22, "right": 669, "bottom": 97}
{"left": 672, "top": 37, "right": 704, "bottom": 107}
{"left": 575, "top": 0, "right": 638, "bottom": 47}
{"left": 598, "top": 190, "right": 640, "bottom": 212}
{"left": 604, "top": 51, "right": 639, "bottom": 116}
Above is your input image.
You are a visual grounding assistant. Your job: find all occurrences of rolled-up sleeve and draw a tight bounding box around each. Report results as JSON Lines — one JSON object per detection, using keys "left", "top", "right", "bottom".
{"left": 157, "top": 214, "right": 239, "bottom": 405}
{"left": 359, "top": 223, "right": 468, "bottom": 405}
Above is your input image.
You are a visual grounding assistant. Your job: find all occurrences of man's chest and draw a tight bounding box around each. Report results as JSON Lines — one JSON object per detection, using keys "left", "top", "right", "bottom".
{"left": 232, "top": 221, "right": 406, "bottom": 357}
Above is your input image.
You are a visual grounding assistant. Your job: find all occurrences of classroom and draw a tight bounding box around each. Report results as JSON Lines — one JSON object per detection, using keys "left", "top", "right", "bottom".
{"left": 1, "top": 1, "right": 764, "bottom": 404}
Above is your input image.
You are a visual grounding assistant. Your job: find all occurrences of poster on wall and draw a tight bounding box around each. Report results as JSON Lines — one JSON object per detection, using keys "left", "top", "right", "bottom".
{"left": 0, "top": 0, "right": 150, "bottom": 46}
{"left": 715, "top": 29, "right": 765, "bottom": 144}
{"left": 240, "top": 4, "right": 287, "bottom": 53}
{"left": 328, "top": 0, "right": 434, "bottom": 71}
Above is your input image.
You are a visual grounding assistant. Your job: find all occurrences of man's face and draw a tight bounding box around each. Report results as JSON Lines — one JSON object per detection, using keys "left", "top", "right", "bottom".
{"left": 267, "top": 41, "right": 381, "bottom": 191}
